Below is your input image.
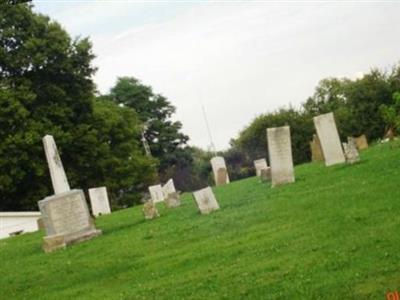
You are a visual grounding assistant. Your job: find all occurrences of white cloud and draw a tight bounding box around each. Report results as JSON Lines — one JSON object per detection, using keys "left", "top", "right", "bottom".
{"left": 35, "top": 2, "right": 400, "bottom": 150}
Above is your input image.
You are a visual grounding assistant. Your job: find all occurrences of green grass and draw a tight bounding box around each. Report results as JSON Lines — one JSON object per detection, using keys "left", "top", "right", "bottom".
{"left": 1, "top": 142, "right": 400, "bottom": 299}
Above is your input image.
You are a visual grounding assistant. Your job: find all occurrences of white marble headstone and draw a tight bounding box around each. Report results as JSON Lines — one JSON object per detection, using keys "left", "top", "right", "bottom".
{"left": 42, "top": 135, "right": 70, "bottom": 194}
{"left": 210, "top": 156, "right": 230, "bottom": 186}
{"left": 267, "top": 126, "right": 295, "bottom": 187}
{"left": 88, "top": 187, "right": 111, "bottom": 217}
{"left": 313, "top": 112, "right": 345, "bottom": 166}
{"left": 254, "top": 158, "right": 268, "bottom": 176}
{"left": 193, "top": 187, "right": 220, "bottom": 214}
{"left": 162, "top": 179, "right": 176, "bottom": 198}
{"left": 149, "top": 184, "right": 164, "bottom": 203}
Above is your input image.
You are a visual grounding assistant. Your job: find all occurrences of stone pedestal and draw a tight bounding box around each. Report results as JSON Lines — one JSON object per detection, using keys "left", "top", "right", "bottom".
{"left": 143, "top": 202, "right": 160, "bottom": 220}
{"left": 38, "top": 189, "right": 102, "bottom": 253}
{"left": 193, "top": 187, "right": 219, "bottom": 215}
{"left": 88, "top": 187, "right": 111, "bottom": 217}
{"left": 267, "top": 126, "right": 295, "bottom": 187}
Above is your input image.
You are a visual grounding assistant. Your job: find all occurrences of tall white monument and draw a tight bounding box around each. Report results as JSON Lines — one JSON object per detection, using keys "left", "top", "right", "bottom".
{"left": 42, "top": 135, "right": 70, "bottom": 194}
{"left": 313, "top": 112, "right": 345, "bottom": 166}
{"left": 267, "top": 126, "right": 295, "bottom": 187}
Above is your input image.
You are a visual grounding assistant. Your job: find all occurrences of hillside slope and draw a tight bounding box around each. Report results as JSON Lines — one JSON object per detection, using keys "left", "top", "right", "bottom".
{"left": 1, "top": 141, "right": 400, "bottom": 299}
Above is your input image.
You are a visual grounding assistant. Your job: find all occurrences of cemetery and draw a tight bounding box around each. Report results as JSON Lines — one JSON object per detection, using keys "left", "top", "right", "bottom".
{"left": 1, "top": 2, "right": 400, "bottom": 299}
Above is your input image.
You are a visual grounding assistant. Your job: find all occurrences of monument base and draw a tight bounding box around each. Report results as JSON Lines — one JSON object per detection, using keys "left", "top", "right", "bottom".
{"left": 43, "top": 229, "right": 102, "bottom": 253}
{"left": 39, "top": 189, "right": 102, "bottom": 253}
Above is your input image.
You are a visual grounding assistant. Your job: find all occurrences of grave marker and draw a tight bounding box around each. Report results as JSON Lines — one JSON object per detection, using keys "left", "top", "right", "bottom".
{"left": 143, "top": 201, "right": 160, "bottom": 220}
{"left": 313, "top": 112, "right": 345, "bottom": 166}
{"left": 88, "top": 187, "right": 111, "bottom": 217}
{"left": 310, "top": 134, "right": 324, "bottom": 162}
{"left": 267, "top": 126, "right": 295, "bottom": 187}
{"left": 193, "top": 187, "right": 219, "bottom": 214}
{"left": 254, "top": 159, "right": 268, "bottom": 177}
{"left": 210, "top": 156, "right": 230, "bottom": 186}
{"left": 149, "top": 184, "right": 164, "bottom": 203}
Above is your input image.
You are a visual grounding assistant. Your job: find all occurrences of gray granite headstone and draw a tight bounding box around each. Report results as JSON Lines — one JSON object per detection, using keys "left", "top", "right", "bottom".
{"left": 313, "top": 112, "right": 345, "bottom": 166}
{"left": 38, "top": 189, "right": 101, "bottom": 252}
{"left": 267, "top": 126, "right": 295, "bottom": 187}
{"left": 344, "top": 137, "right": 360, "bottom": 164}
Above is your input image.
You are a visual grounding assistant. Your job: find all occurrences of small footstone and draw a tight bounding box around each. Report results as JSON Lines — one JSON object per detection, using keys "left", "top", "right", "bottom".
{"left": 143, "top": 202, "right": 160, "bottom": 220}
{"left": 260, "top": 167, "right": 271, "bottom": 182}
{"left": 164, "top": 192, "right": 181, "bottom": 208}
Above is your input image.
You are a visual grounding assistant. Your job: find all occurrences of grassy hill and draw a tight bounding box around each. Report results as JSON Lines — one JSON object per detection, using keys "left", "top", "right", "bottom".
{"left": 1, "top": 141, "right": 400, "bottom": 299}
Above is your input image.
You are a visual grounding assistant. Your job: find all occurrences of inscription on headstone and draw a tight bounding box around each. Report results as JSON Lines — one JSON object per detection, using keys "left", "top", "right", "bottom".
{"left": 193, "top": 187, "right": 220, "bottom": 214}
{"left": 89, "top": 187, "right": 111, "bottom": 217}
{"left": 149, "top": 184, "right": 164, "bottom": 203}
{"left": 267, "top": 126, "right": 295, "bottom": 187}
{"left": 313, "top": 112, "right": 345, "bottom": 166}
{"left": 210, "top": 156, "right": 230, "bottom": 186}
{"left": 42, "top": 135, "right": 70, "bottom": 194}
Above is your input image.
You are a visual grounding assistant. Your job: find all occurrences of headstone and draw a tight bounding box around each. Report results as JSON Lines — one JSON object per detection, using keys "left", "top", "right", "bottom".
{"left": 143, "top": 201, "right": 160, "bottom": 220}
{"left": 193, "top": 187, "right": 220, "bottom": 214}
{"left": 162, "top": 179, "right": 176, "bottom": 199}
{"left": 267, "top": 126, "right": 295, "bottom": 187}
{"left": 354, "top": 134, "right": 368, "bottom": 150}
{"left": 42, "top": 135, "right": 70, "bottom": 194}
{"left": 254, "top": 159, "right": 268, "bottom": 176}
{"left": 210, "top": 156, "right": 230, "bottom": 186}
{"left": 260, "top": 167, "right": 271, "bottom": 182}
{"left": 164, "top": 192, "right": 181, "bottom": 208}
{"left": 310, "top": 134, "right": 324, "bottom": 162}
{"left": 149, "top": 184, "right": 164, "bottom": 203}
{"left": 38, "top": 189, "right": 102, "bottom": 253}
{"left": 313, "top": 112, "right": 345, "bottom": 166}
{"left": 88, "top": 187, "right": 111, "bottom": 217}
{"left": 344, "top": 137, "right": 360, "bottom": 164}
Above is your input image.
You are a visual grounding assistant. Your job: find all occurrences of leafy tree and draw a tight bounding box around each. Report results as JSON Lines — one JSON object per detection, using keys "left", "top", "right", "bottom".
{"left": 107, "top": 77, "right": 190, "bottom": 177}
{"left": 0, "top": 4, "right": 155, "bottom": 210}
{"left": 379, "top": 92, "right": 400, "bottom": 137}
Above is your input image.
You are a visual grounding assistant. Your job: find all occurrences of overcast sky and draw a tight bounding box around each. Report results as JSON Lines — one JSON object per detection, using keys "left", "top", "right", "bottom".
{"left": 33, "top": 1, "right": 400, "bottom": 151}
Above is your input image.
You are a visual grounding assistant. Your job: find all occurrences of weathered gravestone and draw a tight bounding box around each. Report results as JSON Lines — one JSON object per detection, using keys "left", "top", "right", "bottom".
{"left": 313, "top": 112, "right": 345, "bottom": 166}
{"left": 88, "top": 187, "right": 111, "bottom": 217}
{"left": 210, "top": 156, "right": 230, "bottom": 186}
{"left": 162, "top": 179, "right": 181, "bottom": 208}
{"left": 38, "top": 190, "right": 102, "bottom": 253}
{"left": 193, "top": 187, "right": 220, "bottom": 214}
{"left": 40, "top": 136, "right": 101, "bottom": 252}
{"left": 143, "top": 201, "right": 160, "bottom": 220}
{"left": 42, "top": 135, "right": 70, "bottom": 194}
{"left": 354, "top": 134, "right": 368, "bottom": 150}
{"left": 310, "top": 134, "right": 324, "bottom": 162}
{"left": 149, "top": 184, "right": 164, "bottom": 203}
{"left": 260, "top": 167, "right": 271, "bottom": 182}
{"left": 343, "top": 137, "right": 360, "bottom": 164}
{"left": 254, "top": 159, "right": 268, "bottom": 176}
{"left": 267, "top": 126, "right": 295, "bottom": 187}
